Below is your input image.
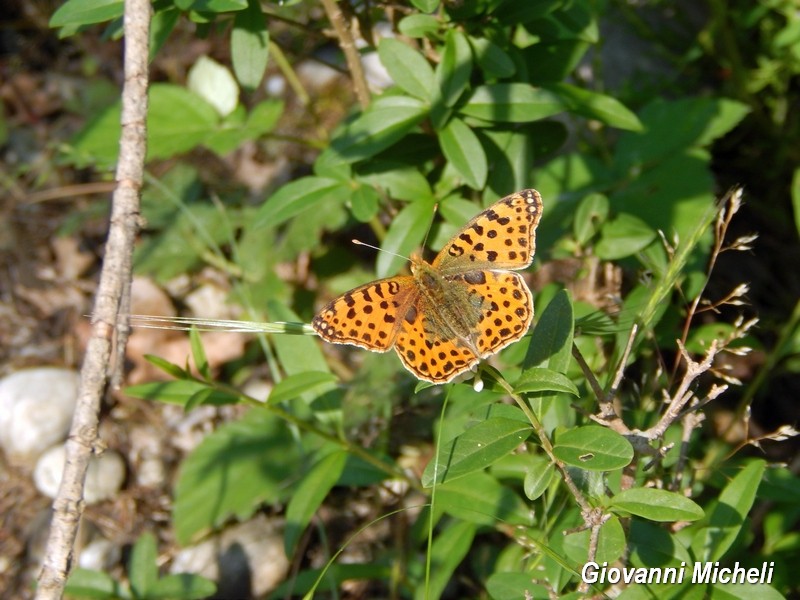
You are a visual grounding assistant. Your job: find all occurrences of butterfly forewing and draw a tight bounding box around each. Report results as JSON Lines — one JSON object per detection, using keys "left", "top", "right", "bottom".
{"left": 433, "top": 189, "right": 543, "bottom": 274}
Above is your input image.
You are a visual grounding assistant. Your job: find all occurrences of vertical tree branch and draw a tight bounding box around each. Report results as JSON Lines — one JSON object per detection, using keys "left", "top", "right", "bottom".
{"left": 35, "top": 0, "right": 151, "bottom": 597}
{"left": 320, "top": 0, "right": 371, "bottom": 109}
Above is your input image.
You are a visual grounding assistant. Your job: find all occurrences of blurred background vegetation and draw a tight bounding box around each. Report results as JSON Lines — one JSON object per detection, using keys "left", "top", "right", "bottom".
{"left": 1, "top": 0, "right": 799, "bottom": 598}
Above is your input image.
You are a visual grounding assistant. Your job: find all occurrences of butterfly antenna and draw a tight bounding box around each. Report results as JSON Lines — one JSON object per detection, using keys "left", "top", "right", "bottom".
{"left": 351, "top": 239, "right": 410, "bottom": 261}
{"left": 420, "top": 202, "right": 439, "bottom": 255}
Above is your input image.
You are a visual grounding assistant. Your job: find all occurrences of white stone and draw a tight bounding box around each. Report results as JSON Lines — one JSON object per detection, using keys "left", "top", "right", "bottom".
{"left": 34, "top": 444, "right": 126, "bottom": 504}
{"left": 78, "top": 538, "right": 121, "bottom": 571}
{"left": 0, "top": 367, "right": 80, "bottom": 466}
{"left": 171, "top": 515, "right": 288, "bottom": 597}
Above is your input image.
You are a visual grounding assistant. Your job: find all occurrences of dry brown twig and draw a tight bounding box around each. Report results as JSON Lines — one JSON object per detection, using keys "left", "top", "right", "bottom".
{"left": 35, "top": 0, "right": 151, "bottom": 597}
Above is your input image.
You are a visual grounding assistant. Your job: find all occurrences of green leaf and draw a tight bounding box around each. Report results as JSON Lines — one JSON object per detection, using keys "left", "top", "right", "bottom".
{"left": 413, "top": 521, "right": 476, "bottom": 600}
{"left": 142, "top": 354, "right": 188, "bottom": 380}
{"left": 50, "top": 0, "right": 123, "bottom": 28}
{"left": 547, "top": 83, "right": 643, "bottom": 131}
{"left": 189, "top": 328, "right": 211, "bottom": 380}
{"left": 65, "top": 568, "right": 120, "bottom": 598}
{"left": 174, "top": 409, "right": 302, "bottom": 544}
{"left": 628, "top": 520, "right": 693, "bottom": 568}
{"left": 356, "top": 161, "right": 433, "bottom": 202}
{"left": 523, "top": 456, "right": 555, "bottom": 501}
{"left": 596, "top": 212, "right": 657, "bottom": 260}
{"left": 486, "top": 573, "right": 550, "bottom": 600}
{"left": 349, "top": 184, "right": 380, "bottom": 221}
{"left": 422, "top": 417, "right": 532, "bottom": 486}
{"left": 573, "top": 193, "right": 609, "bottom": 245}
{"left": 792, "top": 168, "right": 800, "bottom": 237}
{"left": 125, "top": 379, "right": 240, "bottom": 406}
{"left": 610, "top": 488, "right": 704, "bottom": 522}
{"left": 564, "top": 515, "right": 626, "bottom": 565}
{"left": 70, "top": 84, "right": 221, "bottom": 168}
{"left": 410, "top": 0, "right": 439, "bottom": 11}
{"left": 129, "top": 532, "right": 158, "bottom": 598}
{"left": 709, "top": 582, "right": 785, "bottom": 600}
{"left": 175, "top": 0, "right": 247, "bottom": 11}
{"left": 434, "top": 471, "right": 531, "bottom": 526}
{"left": 461, "top": 84, "right": 564, "bottom": 123}
{"left": 284, "top": 450, "right": 347, "bottom": 555}
{"left": 514, "top": 367, "right": 579, "bottom": 395}
{"left": 268, "top": 371, "right": 338, "bottom": 404}
{"left": 378, "top": 38, "right": 435, "bottom": 101}
{"left": 231, "top": 0, "right": 269, "bottom": 91}
{"left": 436, "top": 30, "right": 473, "bottom": 108}
{"left": 376, "top": 197, "right": 436, "bottom": 277}
{"left": 439, "top": 117, "right": 487, "bottom": 190}
{"left": 615, "top": 98, "right": 750, "bottom": 169}
{"left": 523, "top": 289, "right": 574, "bottom": 372}
{"left": 469, "top": 36, "right": 516, "bottom": 79}
{"left": 254, "top": 176, "right": 347, "bottom": 229}
{"left": 553, "top": 426, "right": 634, "bottom": 471}
{"left": 187, "top": 56, "right": 239, "bottom": 117}
{"left": 148, "top": 574, "right": 217, "bottom": 599}
{"left": 398, "top": 14, "right": 440, "bottom": 38}
{"left": 330, "top": 96, "right": 427, "bottom": 162}
{"left": 693, "top": 460, "right": 766, "bottom": 561}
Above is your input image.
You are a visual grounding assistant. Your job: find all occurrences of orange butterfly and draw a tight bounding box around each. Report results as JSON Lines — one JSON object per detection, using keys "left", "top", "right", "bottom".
{"left": 313, "top": 189, "right": 543, "bottom": 383}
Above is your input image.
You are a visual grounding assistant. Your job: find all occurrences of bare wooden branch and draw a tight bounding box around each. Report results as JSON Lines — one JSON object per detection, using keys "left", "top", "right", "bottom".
{"left": 35, "top": 0, "right": 151, "bottom": 597}
{"left": 320, "top": 0, "right": 371, "bottom": 109}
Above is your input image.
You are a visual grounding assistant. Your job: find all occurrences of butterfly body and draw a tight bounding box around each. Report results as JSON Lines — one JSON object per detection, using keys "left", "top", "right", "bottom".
{"left": 312, "top": 189, "right": 543, "bottom": 384}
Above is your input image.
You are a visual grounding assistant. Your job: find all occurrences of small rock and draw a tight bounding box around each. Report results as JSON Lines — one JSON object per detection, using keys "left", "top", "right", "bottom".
{"left": 171, "top": 515, "right": 288, "bottom": 597}
{"left": 0, "top": 367, "right": 80, "bottom": 466}
{"left": 34, "top": 445, "right": 126, "bottom": 504}
{"left": 78, "top": 537, "right": 121, "bottom": 572}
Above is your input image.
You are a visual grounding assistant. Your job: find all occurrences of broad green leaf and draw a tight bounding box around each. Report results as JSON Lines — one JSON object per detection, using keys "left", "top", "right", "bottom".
{"left": 356, "top": 161, "right": 433, "bottom": 202}
{"left": 330, "top": 96, "right": 427, "bottom": 162}
{"left": 564, "top": 515, "right": 626, "bottom": 564}
{"left": 523, "top": 456, "right": 555, "bottom": 501}
{"left": 50, "top": 0, "right": 123, "bottom": 28}
{"left": 693, "top": 460, "right": 766, "bottom": 561}
{"left": 378, "top": 38, "right": 435, "bottom": 101}
{"left": 349, "top": 184, "right": 380, "bottom": 221}
{"left": 174, "top": 409, "right": 302, "bottom": 544}
{"left": 129, "top": 533, "right": 158, "bottom": 598}
{"left": 410, "top": 0, "right": 439, "bottom": 11}
{"left": 574, "top": 193, "right": 609, "bottom": 245}
{"left": 71, "top": 84, "right": 220, "bottom": 168}
{"left": 254, "top": 176, "right": 347, "bottom": 229}
{"left": 596, "top": 212, "right": 657, "bottom": 260}
{"left": 461, "top": 83, "right": 564, "bottom": 123}
{"left": 149, "top": 574, "right": 217, "bottom": 599}
{"left": 523, "top": 289, "right": 574, "bottom": 372}
{"left": 514, "top": 367, "right": 579, "bottom": 395}
{"left": 615, "top": 98, "right": 750, "bottom": 169}
{"left": 709, "top": 582, "right": 785, "bottom": 600}
{"left": 268, "top": 371, "right": 338, "bottom": 404}
{"left": 610, "top": 488, "right": 704, "bottom": 522}
{"left": 413, "top": 521, "right": 476, "bottom": 600}
{"left": 437, "top": 30, "right": 473, "bottom": 108}
{"left": 376, "top": 197, "right": 436, "bottom": 277}
{"left": 628, "top": 520, "right": 693, "bottom": 568}
{"left": 486, "top": 573, "right": 550, "bottom": 600}
{"left": 523, "top": 40, "right": 590, "bottom": 84}
{"left": 187, "top": 56, "right": 239, "bottom": 117}
{"left": 547, "top": 83, "right": 642, "bottom": 131}
{"left": 231, "top": 0, "right": 269, "bottom": 91}
{"left": 439, "top": 117, "right": 487, "bottom": 190}
{"left": 422, "top": 417, "right": 532, "bottom": 486}
{"left": 65, "top": 568, "right": 120, "bottom": 598}
{"left": 469, "top": 36, "right": 516, "bottom": 78}
{"left": 125, "top": 379, "right": 240, "bottom": 406}
{"left": 792, "top": 168, "right": 800, "bottom": 237}
{"left": 285, "top": 450, "right": 347, "bottom": 555}
{"left": 553, "top": 426, "right": 633, "bottom": 471}
{"left": 175, "top": 0, "right": 247, "bottom": 11}
{"left": 398, "top": 14, "right": 440, "bottom": 38}
{"left": 434, "top": 471, "right": 531, "bottom": 526}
